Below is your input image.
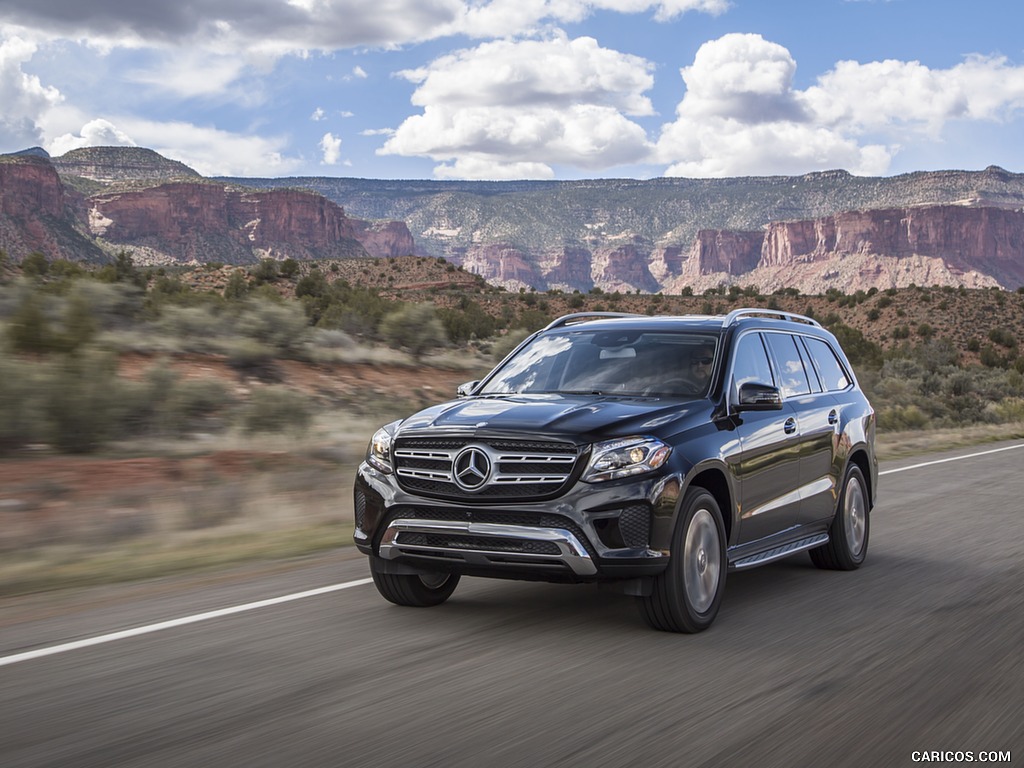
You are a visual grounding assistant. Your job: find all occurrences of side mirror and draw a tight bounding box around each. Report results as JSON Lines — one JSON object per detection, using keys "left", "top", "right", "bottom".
{"left": 736, "top": 382, "right": 783, "bottom": 411}
{"left": 457, "top": 380, "right": 480, "bottom": 397}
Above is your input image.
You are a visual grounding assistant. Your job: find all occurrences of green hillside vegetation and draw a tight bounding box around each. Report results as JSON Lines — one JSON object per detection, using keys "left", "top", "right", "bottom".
{"left": 1, "top": 248, "right": 1023, "bottom": 458}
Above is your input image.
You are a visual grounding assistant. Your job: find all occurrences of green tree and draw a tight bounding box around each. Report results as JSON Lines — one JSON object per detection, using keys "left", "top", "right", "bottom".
{"left": 279, "top": 258, "right": 300, "bottom": 279}
{"left": 253, "top": 258, "right": 279, "bottom": 284}
{"left": 223, "top": 270, "right": 250, "bottom": 300}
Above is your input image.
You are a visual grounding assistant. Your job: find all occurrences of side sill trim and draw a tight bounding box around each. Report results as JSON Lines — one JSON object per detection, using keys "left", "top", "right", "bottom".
{"left": 730, "top": 533, "right": 829, "bottom": 570}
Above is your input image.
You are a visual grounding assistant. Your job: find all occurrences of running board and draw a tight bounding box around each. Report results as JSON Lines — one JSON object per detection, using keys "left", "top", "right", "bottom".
{"left": 730, "top": 533, "right": 829, "bottom": 570}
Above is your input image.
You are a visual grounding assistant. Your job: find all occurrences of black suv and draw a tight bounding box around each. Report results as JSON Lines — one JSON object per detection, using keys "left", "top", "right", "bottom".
{"left": 354, "top": 309, "right": 877, "bottom": 632}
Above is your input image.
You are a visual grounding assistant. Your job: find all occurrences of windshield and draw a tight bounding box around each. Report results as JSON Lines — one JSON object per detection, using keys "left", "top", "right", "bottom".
{"left": 481, "top": 329, "right": 720, "bottom": 398}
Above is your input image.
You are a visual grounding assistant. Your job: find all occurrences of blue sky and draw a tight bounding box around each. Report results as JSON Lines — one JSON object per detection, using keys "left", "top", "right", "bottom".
{"left": 1, "top": 0, "right": 1022, "bottom": 180}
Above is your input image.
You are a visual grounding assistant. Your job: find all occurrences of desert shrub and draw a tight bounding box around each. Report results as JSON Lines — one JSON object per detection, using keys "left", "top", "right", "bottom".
{"left": 296, "top": 269, "right": 328, "bottom": 299}
{"left": 223, "top": 270, "right": 249, "bottom": 300}
{"left": 233, "top": 298, "right": 310, "bottom": 356}
{"left": 66, "top": 280, "right": 145, "bottom": 331}
{"left": 988, "top": 397, "right": 1024, "bottom": 423}
{"left": 224, "top": 338, "right": 278, "bottom": 378}
{"left": 438, "top": 299, "right": 498, "bottom": 344}
{"left": 279, "top": 258, "right": 300, "bottom": 279}
{"left": 877, "top": 405, "right": 929, "bottom": 430}
{"left": 242, "top": 386, "right": 312, "bottom": 435}
{"left": 6, "top": 289, "right": 58, "bottom": 353}
{"left": 252, "top": 258, "right": 279, "bottom": 284}
{"left": 169, "top": 378, "right": 235, "bottom": 432}
{"left": 20, "top": 252, "right": 49, "bottom": 278}
{"left": 0, "top": 349, "right": 44, "bottom": 452}
{"left": 980, "top": 344, "right": 1009, "bottom": 368}
{"left": 380, "top": 303, "right": 447, "bottom": 360}
{"left": 42, "top": 348, "right": 126, "bottom": 453}
{"left": 988, "top": 327, "right": 1018, "bottom": 349}
{"left": 155, "top": 305, "right": 224, "bottom": 352}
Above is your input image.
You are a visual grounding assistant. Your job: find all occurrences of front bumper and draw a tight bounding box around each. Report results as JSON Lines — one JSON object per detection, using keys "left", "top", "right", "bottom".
{"left": 354, "top": 461, "right": 676, "bottom": 582}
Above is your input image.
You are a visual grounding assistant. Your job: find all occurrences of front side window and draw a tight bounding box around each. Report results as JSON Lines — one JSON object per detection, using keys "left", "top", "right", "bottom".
{"left": 731, "top": 332, "right": 775, "bottom": 392}
{"left": 481, "top": 330, "right": 720, "bottom": 398}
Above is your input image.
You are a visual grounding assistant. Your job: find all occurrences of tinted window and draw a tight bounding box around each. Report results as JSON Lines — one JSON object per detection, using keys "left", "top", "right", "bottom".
{"left": 732, "top": 333, "right": 774, "bottom": 391}
{"left": 797, "top": 338, "right": 823, "bottom": 394}
{"left": 804, "top": 337, "right": 851, "bottom": 392}
{"left": 765, "top": 333, "right": 811, "bottom": 398}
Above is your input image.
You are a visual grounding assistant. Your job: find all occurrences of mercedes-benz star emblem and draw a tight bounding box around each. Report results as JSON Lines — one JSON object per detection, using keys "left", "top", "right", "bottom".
{"left": 453, "top": 447, "right": 491, "bottom": 491}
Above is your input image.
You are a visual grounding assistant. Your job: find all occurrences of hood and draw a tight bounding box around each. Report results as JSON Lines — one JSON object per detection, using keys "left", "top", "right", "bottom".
{"left": 396, "top": 394, "right": 708, "bottom": 443}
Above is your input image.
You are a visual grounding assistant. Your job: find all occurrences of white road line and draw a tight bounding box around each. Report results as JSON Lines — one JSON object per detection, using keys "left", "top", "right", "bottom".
{"left": 879, "top": 442, "right": 1024, "bottom": 476}
{"left": 0, "top": 577, "right": 373, "bottom": 668}
{"left": 4, "top": 441, "right": 1022, "bottom": 669}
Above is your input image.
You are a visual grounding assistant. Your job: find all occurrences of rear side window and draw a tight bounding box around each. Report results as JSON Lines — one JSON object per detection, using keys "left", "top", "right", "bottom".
{"left": 764, "top": 333, "right": 811, "bottom": 398}
{"left": 804, "top": 337, "right": 851, "bottom": 392}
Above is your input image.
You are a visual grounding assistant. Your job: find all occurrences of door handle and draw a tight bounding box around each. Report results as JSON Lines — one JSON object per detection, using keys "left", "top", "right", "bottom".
{"left": 828, "top": 409, "right": 838, "bottom": 425}
{"left": 784, "top": 417, "right": 797, "bottom": 435}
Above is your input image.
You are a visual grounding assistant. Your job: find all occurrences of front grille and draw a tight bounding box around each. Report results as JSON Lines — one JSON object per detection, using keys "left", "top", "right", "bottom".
{"left": 393, "top": 437, "right": 580, "bottom": 501}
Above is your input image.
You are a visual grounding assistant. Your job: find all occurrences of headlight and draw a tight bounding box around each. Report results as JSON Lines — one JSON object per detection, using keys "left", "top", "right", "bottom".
{"left": 366, "top": 425, "right": 397, "bottom": 473}
{"left": 581, "top": 436, "right": 672, "bottom": 483}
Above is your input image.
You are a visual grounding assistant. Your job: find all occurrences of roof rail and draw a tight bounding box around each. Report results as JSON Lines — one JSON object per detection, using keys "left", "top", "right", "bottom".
{"left": 543, "top": 311, "right": 643, "bottom": 331}
{"left": 723, "top": 308, "right": 821, "bottom": 328}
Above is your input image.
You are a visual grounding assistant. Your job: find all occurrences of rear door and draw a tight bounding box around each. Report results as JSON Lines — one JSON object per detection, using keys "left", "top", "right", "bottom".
{"left": 763, "top": 332, "right": 840, "bottom": 527}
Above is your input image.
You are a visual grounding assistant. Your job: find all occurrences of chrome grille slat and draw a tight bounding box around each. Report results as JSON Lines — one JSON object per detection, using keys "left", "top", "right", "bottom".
{"left": 379, "top": 518, "right": 597, "bottom": 576}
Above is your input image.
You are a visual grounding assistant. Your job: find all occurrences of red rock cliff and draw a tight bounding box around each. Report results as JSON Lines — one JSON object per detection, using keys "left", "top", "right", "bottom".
{"left": 0, "top": 157, "right": 103, "bottom": 262}
{"left": 89, "top": 183, "right": 414, "bottom": 264}
{"left": 758, "top": 206, "right": 1024, "bottom": 288}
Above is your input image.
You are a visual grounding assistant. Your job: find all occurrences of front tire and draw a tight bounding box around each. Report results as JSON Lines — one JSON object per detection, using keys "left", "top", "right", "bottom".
{"left": 369, "top": 557, "right": 460, "bottom": 607}
{"left": 638, "top": 487, "right": 727, "bottom": 633}
{"left": 810, "top": 464, "right": 869, "bottom": 571}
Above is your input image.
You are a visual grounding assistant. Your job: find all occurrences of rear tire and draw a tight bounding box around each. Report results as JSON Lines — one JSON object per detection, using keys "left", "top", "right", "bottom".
{"left": 810, "top": 464, "right": 869, "bottom": 571}
{"left": 638, "top": 487, "right": 726, "bottom": 633}
{"left": 369, "top": 557, "right": 460, "bottom": 607}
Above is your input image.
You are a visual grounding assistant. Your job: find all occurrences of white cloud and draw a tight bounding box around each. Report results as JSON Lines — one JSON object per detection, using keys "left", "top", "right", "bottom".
{"left": 320, "top": 131, "right": 342, "bottom": 164}
{"left": 656, "top": 33, "right": 1024, "bottom": 177}
{"left": 48, "top": 118, "right": 135, "bottom": 156}
{"left": 434, "top": 156, "right": 556, "bottom": 180}
{"left": 382, "top": 34, "right": 654, "bottom": 177}
{"left": 0, "top": 35, "right": 61, "bottom": 149}
{"left": 311, "top": 107, "right": 326, "bottom": 121}
{"left": 352, "top": 65, "right": 367, "bottom": 79}
{"left": 804, "top": 54, "right": 1024, "bottom": 136}
{"left": 68, "top": 117, "right": 305, "bottom": 176}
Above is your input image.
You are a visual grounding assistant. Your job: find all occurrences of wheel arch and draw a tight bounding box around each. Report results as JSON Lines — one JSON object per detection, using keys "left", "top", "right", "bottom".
{"left": 683, "top": 463, "right": 735, "bottom": 545}
{"left": 845, "top": 446, "right": 875, "bottom": 510}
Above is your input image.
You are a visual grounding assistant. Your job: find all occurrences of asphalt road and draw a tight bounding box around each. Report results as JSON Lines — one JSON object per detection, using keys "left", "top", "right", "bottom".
{"left": 2, "top": 442, "right": 1022, "bottom": 768}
